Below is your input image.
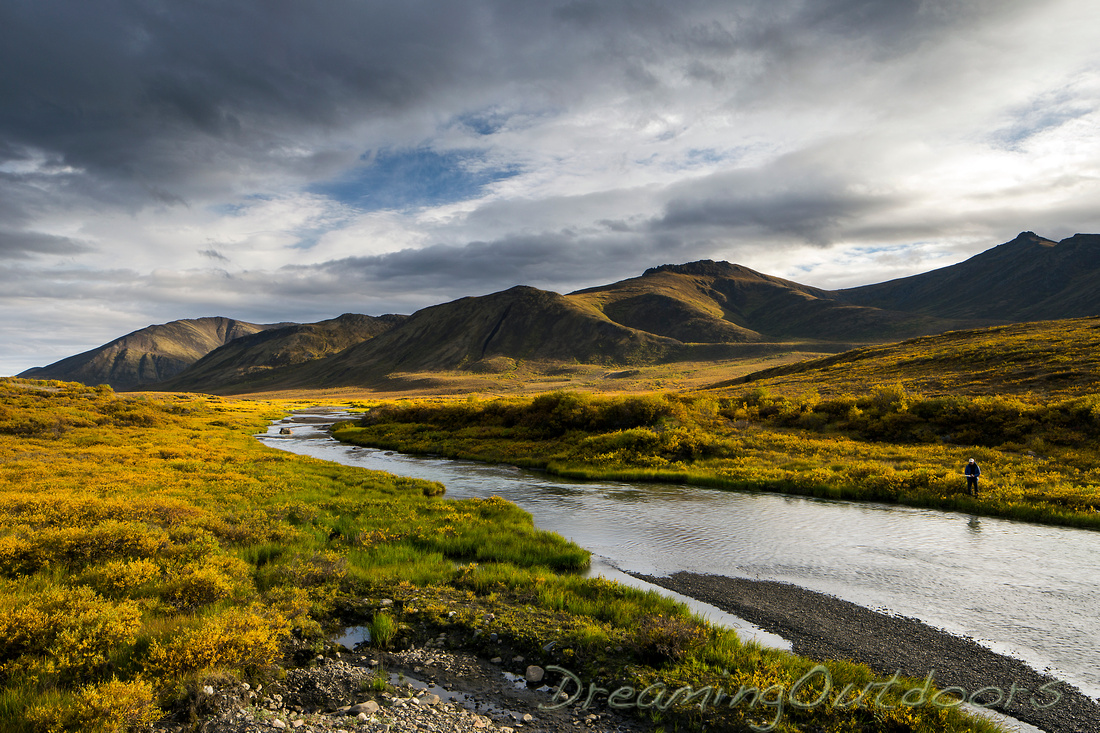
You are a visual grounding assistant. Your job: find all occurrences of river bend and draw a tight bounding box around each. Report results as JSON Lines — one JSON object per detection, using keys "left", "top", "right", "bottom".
{"left": 257, "top": 415, "right": 1100, "bottom": 702}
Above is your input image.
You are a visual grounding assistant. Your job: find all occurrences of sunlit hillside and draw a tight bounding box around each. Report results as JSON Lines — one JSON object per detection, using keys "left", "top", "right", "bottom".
{"left": 710, "top": 316, "right": 1100, "bottom": 398}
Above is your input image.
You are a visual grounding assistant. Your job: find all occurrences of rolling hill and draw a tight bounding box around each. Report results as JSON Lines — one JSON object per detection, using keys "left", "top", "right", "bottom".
{"left": 711, "top": 316, "right": 1100, "bottom": 397}
{"left": 17, "top": 317, "right": 291, "bottom": 390}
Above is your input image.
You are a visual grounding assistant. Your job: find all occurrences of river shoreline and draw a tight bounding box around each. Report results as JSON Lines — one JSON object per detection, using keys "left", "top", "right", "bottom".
{"left": 631, "top": 571, "right": 1099, "bottom": 733}
{"left": 267, "top": 416, "right": 1100, "bottom": 731}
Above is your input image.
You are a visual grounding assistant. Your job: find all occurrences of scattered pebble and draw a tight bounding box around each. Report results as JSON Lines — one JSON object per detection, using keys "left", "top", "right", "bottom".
{"left": 161, "top": 646, "right": 652, "bottom": 733}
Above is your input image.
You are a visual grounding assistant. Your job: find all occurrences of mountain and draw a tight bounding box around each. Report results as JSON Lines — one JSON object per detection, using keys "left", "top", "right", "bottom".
{"left": 158, "top": 313, "right": 406, "bottom": 392}
{"left": 836, "top": 232, "right": 1100, "bottom": 320}
{"left": 567, "top": 260, "right": 980, "bottom": 342}
{"left": 213, "top": 285, "right": 678, "bottom": 392}
{"left": 22, "top": 231, "right": 1100, "bottom": 394}
{"left": 18, "top": 317, "right": 290, "bottom": 390}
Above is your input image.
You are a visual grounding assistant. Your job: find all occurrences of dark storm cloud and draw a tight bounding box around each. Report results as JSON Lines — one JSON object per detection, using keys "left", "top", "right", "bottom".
{"left": 0, "top": 0, "right": 1010, "bottom": 190}
{"left": 654, "top": 173, "right": 901, "bottom": 245}
{"left": 316, "top": 235, "right": 602, "bottom": 289}
{"left": 1, "top": 0, "right": 515, "bottom": 196}
{"left": 0, "top": 230, "right": 90, "bottom": 259}
{"left": 296, "top": 225, "right": 706, "bottom": 301}
{"left": 648, "top": 143, "right": 907, "bottom": 246}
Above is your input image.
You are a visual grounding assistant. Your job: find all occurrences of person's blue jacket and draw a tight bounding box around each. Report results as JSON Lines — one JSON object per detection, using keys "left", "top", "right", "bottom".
{"left": 965, "top": 462, "right": 981, "bottom": 478}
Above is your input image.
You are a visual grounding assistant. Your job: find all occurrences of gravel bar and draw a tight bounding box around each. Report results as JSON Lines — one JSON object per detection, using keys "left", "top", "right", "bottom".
{"left": 631, "top": 571, "right": 1100, "bottom": 733}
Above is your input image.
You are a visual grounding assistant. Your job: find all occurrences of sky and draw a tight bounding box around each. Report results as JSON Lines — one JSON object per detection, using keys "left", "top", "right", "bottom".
{"left": 3, "top": 0, "right": 1100, "bottom": 375}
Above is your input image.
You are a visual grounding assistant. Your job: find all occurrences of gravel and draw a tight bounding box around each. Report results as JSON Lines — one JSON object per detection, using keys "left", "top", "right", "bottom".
{"left": 157, "top": 647, "right": 654, "bottom": 733}
{"left": 632, "top": 571, "right": 1100, "bottom": 733}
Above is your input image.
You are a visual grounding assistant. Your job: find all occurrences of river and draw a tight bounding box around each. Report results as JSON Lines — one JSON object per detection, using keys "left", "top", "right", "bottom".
{"left": 257, "top": 413, "right": 1100, "bottom": 707}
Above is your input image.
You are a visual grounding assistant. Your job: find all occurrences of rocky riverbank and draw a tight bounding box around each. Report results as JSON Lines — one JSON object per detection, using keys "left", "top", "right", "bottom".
{"left": 151, "top": 568, "right": 1100, "bottom": 733}
{"left": 632, "top": 571, "right": 1100, "bottom": 733}
{"left": 155, "top": 645, "right": 654, "bottom": 733}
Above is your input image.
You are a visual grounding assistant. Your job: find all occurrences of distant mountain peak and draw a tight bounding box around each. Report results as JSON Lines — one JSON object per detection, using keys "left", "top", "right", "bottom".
{"left": 643, "top": 260, "right": 753, "bottom": 278}
{"left": 1008, "top": 231, "right": 1055, "bottom": 246}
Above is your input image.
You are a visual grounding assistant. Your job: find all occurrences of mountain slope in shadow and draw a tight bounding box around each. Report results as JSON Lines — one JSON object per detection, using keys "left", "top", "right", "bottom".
{"left": 18, "top": 317, "right": 290, "bottom": 390}
{"left": 837, "top": 232, "right": 1100, "bottom": 320}
{"left": 282, "top": 285, "right": 681, "bottom": 389}
{"left": 158, "top": 313, "right": 406, "bottom": 392}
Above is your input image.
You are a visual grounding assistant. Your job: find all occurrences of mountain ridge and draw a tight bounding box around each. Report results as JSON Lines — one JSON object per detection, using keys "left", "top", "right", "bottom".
{"left": 17, "top": 316, "right": 292, "bottom": 391}
{"left": 157, "top": 313, "right": 407, "bottom": 392}
{"left": 18, "top": 231, "right": 1100, "bottom": 393}
{"left": 837, "top": 232, "right": 1100, "bottom": 320}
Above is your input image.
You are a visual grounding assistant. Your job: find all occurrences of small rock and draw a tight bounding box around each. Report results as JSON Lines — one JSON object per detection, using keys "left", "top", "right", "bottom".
{"left": 380, "top": 599, "right": 394, "bottom": 607}
{"left": 272, "top": 721, "right": 286, "bottom": 729}
{"left": 490, "top": 657, "right": 503, "bottom": 664}
{"left": 201, "top": 685, "right": 214, "bottom": 695}
{"left": 357, "top": 712, "right": 368, "bottom": 721}
{"left": 421, "top": 693, "right": 441, "bottom": 705}
{"left": 472, "top": 714, "right": 491, "bottom": 728}
{"left": 525, "top": 665, "right": 545, "bottom": 683}
{"left": 292, "top": 722, "right": 305, "bottom": 729}
{"left": 348, "top": 701, "right": 380, "bottom": 715}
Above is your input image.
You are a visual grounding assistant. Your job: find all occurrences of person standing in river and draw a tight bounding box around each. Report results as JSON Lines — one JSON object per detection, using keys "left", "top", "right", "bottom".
{"left": 965, "top": 458, "right": 981, "bottom": 496}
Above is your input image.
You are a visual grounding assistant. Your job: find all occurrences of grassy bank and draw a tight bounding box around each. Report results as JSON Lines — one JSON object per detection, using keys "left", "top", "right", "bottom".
{"left": 332, "top": 389, "right": 1100, "bottom": 530}
{"left": 0, "top": 377, "right": 1005, "bottom": 732}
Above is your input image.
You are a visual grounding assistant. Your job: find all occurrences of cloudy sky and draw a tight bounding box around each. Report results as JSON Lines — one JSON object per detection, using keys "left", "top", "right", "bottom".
{"left": 3, "top": 0, "right": 1099, "bottom": 374}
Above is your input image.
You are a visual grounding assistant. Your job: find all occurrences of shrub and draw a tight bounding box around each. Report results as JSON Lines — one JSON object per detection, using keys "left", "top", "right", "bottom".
{"left": 144, "top": 606, "right": 290, "bottom": 682}
{"left": 629, "top": 613, "right": 707, "bottom": 664}
{"left": 26, "top": 678, "right": 160, "bottom": 733}
{"left": 0, "top": 586, "right": 141, "bottom": 686}
{"left": 76, "top": 559, "right": 160, "bottom": 599}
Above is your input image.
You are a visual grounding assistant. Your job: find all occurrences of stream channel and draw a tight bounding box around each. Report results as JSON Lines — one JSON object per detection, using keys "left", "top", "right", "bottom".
{"left": 257, "top": 412, "right": 1100, "bottom": 719}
